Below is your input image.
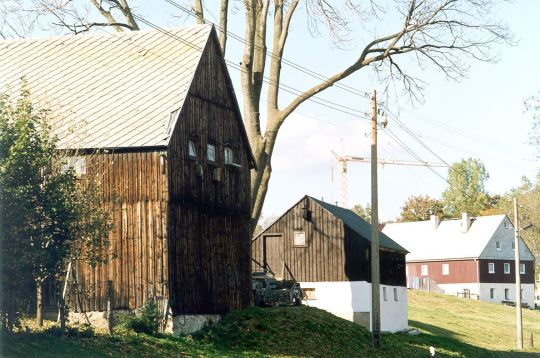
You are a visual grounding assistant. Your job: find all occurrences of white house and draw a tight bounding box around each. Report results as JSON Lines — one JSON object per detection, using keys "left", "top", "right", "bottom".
{"left": 383, "top": 214, "right": 535, "bottom": 307}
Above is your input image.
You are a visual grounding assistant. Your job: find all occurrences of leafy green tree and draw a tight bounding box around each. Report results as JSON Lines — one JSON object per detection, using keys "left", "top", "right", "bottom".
{"left": 352, "top": 203, "right": 371, "bottom": 222}
{"left": 0, "top": 87, "right": 111, "bottom": 330}
{"left": 442, "top": 158, "right": 490, "bottom": 217}
{"left": 398, "top": 195, "right": 444, "bottom": 222}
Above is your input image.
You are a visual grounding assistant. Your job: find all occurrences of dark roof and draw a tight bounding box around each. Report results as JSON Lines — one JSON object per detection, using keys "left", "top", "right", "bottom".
{"left": 310, "top": 197, "right": 408, "bottom": 253}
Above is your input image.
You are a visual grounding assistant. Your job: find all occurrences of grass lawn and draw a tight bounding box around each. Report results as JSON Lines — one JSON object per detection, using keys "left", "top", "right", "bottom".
{"left": 408, "top": 290, "right": 540, "bottom": 357}
{"left": 2, "top": 290, "right": 540, "bottom": 357}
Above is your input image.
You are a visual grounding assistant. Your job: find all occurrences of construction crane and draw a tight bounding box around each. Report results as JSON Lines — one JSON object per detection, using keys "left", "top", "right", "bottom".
{"left": 331, "top": 150, "right": 450, "bottom": 208}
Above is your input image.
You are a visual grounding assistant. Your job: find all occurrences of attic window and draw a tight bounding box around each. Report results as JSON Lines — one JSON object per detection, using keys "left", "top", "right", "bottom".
{"left": 224, "top": 146, "right": 234, "bottom": 165}
{"left": 504, "top": 221, "right": 509, "bottom": 229}
{"left": 207, "top": 143, "right": 216, "bottom": 163}
{"left": 512, "top": 241, "right": 515, "bottom": 250}
{"left": 496, "top": 241, "right": 501, "bottom": 250}
{"left": 293, "top": 231, "right": 307, "bottom": 247}
{"left": 188, "top": 140, "right": 197, "bottom": 158}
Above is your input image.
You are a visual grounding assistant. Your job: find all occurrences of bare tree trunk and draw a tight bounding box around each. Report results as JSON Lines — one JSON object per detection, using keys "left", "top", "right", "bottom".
{"left": 194, "top": 0, "right": 204, "bottom": 24}
{"left": 36, "top": 279, "right": 43, "bottom": 327}
{"left": 219, "top": 0, "right": 229, "bottom": 53}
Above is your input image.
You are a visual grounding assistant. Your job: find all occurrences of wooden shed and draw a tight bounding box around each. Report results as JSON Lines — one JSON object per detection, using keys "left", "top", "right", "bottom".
{"left": 0, "top": 25, "right": 255, "bottom": 331}
{"left": 252, "top": 195, "right": 408, "bottom": 332}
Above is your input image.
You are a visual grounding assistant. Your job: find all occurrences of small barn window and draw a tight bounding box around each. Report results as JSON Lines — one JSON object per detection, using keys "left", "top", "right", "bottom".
{"left": 302, "top": 288, "right": 316, "bottom": 300}
{"left": 488, "top": 262, "right": 495, "bottom": 274}
{"left": 495, "top": 241, "right": 501, "bottom": 250}
{"left": 393, "top": 287, "right": 398, "bottom": 301}
{"left": 383, "top": 287, "right": 387, "bottom": 301}
{"left": 504, "top": 288, "right": 510, "bottom": 300}
{"left": 442, "top": 263, "right": 449, "bottom": 276}
{"left": 62, "top": 156, "right": 86, "bottom": 177}
{"left": 490, "top": 288, "right": 495, "bottom": 299}
{"left": 520, "top": 263, "right": 525, "bottom": 274}
{"left": 504, "top": 263, "right": 510, "bottom": 274}
{"left": 188, "top": 140, "right": 197, "bottom": 158}
{"left": 207, "top": 143, "right": 216, "bottom": 163}
{"left": 293, "top": 231, "right": 307, "bottom": 247}
{"left": 224, "top": 146, "right": 234, "bottom": 165}
{"left": 421, "top": 264, "right": 428, "bottom": 276}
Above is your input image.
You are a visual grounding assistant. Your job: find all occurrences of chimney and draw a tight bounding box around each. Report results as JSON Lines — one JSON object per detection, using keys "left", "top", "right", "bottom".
{"left": 430, "top": 214, "right": 441, "bottom": 229}
{"left": 461, "top": 212, "right": 471, "bottom": 233}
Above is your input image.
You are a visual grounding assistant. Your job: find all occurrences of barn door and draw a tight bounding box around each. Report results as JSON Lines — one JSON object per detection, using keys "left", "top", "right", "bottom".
{"left": 263, "top": 234, "right": 285, "bottom": 279}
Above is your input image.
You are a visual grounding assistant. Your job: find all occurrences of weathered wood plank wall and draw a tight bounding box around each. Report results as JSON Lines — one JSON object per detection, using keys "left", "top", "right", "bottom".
{"left": 166, "top": 35, "right": 252, "bottom": 315}
{"left": 68, "top": 151, "right": 169, "bottom": 312}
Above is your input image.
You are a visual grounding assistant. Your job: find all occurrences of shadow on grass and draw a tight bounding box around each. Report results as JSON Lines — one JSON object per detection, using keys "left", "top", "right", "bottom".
{"left": 409, "top": 320, "right": 540, "bottom": 358}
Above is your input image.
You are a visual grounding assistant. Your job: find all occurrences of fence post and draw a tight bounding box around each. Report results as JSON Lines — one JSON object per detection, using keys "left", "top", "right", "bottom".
{"left": 106, "top": 281, "right": 114, "bottom": 334}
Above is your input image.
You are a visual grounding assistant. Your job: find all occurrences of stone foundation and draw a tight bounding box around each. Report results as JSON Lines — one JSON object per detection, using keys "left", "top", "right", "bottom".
{"left": 67, "top": 310, "right": 221, "bottom": 335}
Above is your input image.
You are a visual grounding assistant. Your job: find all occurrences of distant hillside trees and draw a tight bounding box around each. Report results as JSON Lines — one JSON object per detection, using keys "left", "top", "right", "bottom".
{"left": 352, "top": 203, "right": 371, "bottom": 222}
{"left": 0, "top": 87, "right": 111, "bottom": 331}
{"left": 442, "top": 158, "right": 490, "bottom": 217}
{"left": 398, "top": 195, "right": 444, "bottom": 222}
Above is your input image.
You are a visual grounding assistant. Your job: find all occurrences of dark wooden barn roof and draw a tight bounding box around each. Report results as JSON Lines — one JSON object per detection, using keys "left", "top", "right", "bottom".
{"left": 310, "top": 197, "right": 408, "bottom": 253}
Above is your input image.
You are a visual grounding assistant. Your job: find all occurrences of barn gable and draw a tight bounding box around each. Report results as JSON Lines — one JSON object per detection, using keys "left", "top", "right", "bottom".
{"left": 253, "top": 195, "right": 407, "bottom": 285}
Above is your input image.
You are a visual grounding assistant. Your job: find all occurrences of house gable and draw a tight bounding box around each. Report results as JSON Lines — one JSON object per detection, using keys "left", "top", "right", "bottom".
{"left": 479, "top": 215, "right": 534, "bottom": 261}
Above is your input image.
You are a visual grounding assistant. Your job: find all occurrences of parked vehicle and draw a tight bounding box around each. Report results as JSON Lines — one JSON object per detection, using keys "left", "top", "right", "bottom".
{"left": 252, "top": 271, "right": 302, "bottom": 307}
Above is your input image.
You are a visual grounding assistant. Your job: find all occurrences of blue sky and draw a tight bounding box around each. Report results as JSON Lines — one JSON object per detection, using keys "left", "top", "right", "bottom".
{"left": 22, "top": 1, "right": 540, "bottom": 221}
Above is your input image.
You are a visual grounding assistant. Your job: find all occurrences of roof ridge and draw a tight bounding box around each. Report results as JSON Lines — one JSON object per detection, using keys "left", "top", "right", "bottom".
{"left": 0, "top": 24, "right": 211, "bottom": 44}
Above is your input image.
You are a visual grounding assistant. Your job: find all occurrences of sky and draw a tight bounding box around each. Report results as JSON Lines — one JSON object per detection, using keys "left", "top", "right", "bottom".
{"left": 15, "top": 0, "right": 540, "bottom": 222}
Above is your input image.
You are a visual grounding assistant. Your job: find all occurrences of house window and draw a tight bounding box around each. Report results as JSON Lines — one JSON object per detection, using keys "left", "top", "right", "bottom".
{"left": 442, "top": 263, "right": 449, "bottom": 276}
{"left": 383, "top": 287, "right": 387, "bottom": 301}
{"left": 520, "top": 263, "right": 525, "bottom": 274}
{"left": 504, "top": 221, "right": 509, "bottom": 229}
{"left": 224, "top": 146, "right": 234, "bottom": 165}
{"left": 488, "top": 262, "right": 495, "bottom": 274}
{"left": 62, "top": 156, "right": 86, "bottom": 176}
{"left": 188, "top": 140, "right": 197, "bottom": 158}
{"left": 293, "top": 231, "right": 307, "bottom": 247}
{"left": 496, "top": 241, "right": 501, "bottom": 250}
{"left": 504, "top": 288, "right": 510, "bottom": 300}
{"left": 421, "top": 264, "right": 428, "bottom": 276}
{"left": 504, "top": 263, "right": 511, "bottom": 274}
{"left": 512, "top": 241, "right": 515, "bottom": 250}
{"left": 490, "top": 288, "right": 495, "bottom": 299}
{"left": 393, "top": 287, "right": 398, "bottom": 301}
{"left": 207, "top": 143, "right": 216, "bottom": 163}
{"left": 302, "top": 288, "right": 316, "bottom": 300}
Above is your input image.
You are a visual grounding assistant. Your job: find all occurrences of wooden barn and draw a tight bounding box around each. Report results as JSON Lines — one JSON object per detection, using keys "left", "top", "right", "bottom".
{"left": 252, "top": 195, "right": 409, "bottom": 332}
{"left": 0, "top": 25, "right": 255, "bottom": 332}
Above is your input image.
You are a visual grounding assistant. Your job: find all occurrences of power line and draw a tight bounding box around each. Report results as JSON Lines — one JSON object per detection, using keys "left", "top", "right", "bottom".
{"left": 160, "top": 0, "right": 373, "bottom": 100}
{"left": 126, "top": 12, "right": 371, "bottom": 119}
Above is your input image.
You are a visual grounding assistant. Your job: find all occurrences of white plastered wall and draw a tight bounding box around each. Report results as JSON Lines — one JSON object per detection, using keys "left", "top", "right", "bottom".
{"left": 479, "top": 283, "right": 535, "bottom": 308}
{"left": 300, "top": 281, "right": 408, "bottom": 332}
{"left": 435, "top": 282, "right": 535, "bottom": 308}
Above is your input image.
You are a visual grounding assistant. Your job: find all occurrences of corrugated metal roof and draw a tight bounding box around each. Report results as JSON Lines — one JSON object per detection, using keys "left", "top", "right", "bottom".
{"left": 0, "top": 25, "right": 212, "bottom": 149}
{"left": 310, "top": 197, "right": 408, "bottom": 253}
{"left": 382, "top": 215, "right": 507, "bottom": 261}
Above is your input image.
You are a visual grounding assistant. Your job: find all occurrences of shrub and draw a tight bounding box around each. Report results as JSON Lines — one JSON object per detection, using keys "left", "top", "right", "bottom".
{"left": 115, "top": 300, "right": 160, "bottom": 335}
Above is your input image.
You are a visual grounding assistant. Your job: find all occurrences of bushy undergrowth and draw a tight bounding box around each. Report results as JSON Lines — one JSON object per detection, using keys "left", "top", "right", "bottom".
{"left": 114, "top": 299, "right": 160, "bottom": 335}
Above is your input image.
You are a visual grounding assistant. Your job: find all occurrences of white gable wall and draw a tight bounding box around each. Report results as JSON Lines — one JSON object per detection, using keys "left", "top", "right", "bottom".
{"left": 479, "top": 217, "right": 534, "bottom": 261}
{"left": 300, "top": 281, "right": 408, "bottom": 332}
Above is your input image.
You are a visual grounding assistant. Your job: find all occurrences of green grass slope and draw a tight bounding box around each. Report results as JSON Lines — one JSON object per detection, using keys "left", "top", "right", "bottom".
{"left": 408, "top": 290, "right": 540, "bottom": 357}
{"left": 3, "top": 290, "right": 540, "bottom": 357}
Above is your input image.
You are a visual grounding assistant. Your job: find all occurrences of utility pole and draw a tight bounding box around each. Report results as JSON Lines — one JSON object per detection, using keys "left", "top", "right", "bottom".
{"left": 514, "top": 197, "right": 523, "bottom": 349}
{"left": 370, "top": 89, "right": 381, "bottom": 348}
